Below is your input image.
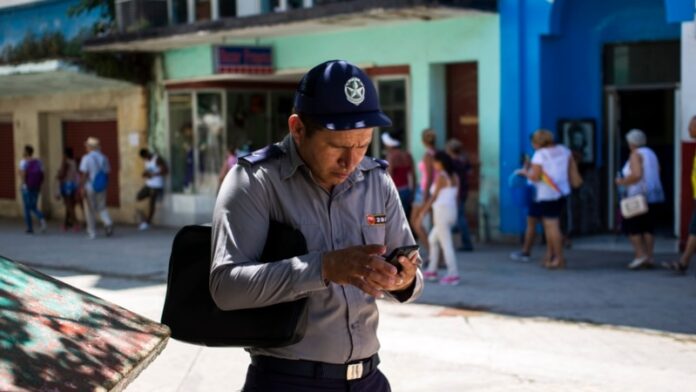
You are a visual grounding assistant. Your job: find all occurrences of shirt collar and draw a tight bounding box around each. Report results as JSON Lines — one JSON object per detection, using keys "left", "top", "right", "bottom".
{"left": 281, "top": 134, "right": 305, "bottom": 180}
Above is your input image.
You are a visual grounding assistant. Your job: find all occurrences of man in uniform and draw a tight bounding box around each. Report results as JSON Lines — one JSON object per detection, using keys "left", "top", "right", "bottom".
{"left": 211, "top": 60, "right": 423, "bottom": 391}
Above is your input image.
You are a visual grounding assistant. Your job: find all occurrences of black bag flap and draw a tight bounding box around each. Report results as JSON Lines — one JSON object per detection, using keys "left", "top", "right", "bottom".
{"left": 161, "top": 221, "right": 309, "bottom": 347}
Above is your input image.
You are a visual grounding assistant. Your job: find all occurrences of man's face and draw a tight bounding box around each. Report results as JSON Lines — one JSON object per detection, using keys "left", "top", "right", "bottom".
{"left": 291, "top": 116, "right": 373, "bottom": 191}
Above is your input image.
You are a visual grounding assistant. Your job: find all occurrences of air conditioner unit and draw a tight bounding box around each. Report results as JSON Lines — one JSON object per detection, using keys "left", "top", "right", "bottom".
{"left": 116, "top": 0, "right": 168, "bottom": 33}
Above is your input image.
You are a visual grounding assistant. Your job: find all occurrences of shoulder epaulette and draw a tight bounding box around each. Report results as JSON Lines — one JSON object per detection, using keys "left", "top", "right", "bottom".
{"left": 372, "top": 157, "right": 389, "bottom": 170}
{"left": 239, "top": 145, "right": 284, "bottom": 166}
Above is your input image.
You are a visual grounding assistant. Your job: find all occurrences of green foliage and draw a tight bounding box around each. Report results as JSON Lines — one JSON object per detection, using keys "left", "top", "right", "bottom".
{"left": 67, "top": 0, "right": 115, "bottom": 21}
{"left": 0, "top": 29, "right": 153, "bottom": 85}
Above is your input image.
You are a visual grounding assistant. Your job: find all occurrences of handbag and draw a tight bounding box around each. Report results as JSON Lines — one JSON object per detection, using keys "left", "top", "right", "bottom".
{"left": 160, "top": 221, "right": 309, "bottom": 347}
{"left": 620, "top": 194, "right": 648, "bottom": 219}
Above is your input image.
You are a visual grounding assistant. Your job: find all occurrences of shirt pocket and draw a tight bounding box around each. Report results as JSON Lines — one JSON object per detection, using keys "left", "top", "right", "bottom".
{"left": 361, "top": 225, "right": 386, "bottom": 246}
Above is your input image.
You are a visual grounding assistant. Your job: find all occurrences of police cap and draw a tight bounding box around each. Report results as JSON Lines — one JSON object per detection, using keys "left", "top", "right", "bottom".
{"left": 294, "top": 60, "right": 392, "bottom": 131}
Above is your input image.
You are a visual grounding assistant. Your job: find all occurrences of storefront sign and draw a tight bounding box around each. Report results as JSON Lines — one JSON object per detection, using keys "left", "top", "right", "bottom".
{"left": 214, "top": 46, "right": 273, "bottom": 74}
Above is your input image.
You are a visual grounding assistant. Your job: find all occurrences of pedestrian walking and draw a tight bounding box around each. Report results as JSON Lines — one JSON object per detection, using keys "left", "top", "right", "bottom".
{"left": 664, "top": 116, "right": 696, "bottom": 276}
{"left": 445, "top": 138, "right": 474, "bottom": 251}
{"left": 211, "top": 60, "right": 423, "bottom": 391}
{"left": 410, "top": 128, "right": 437, "bottom": 262}
{"left": 382, "top": 131, "right": 416, "bottom": 220}
{"left": 18, "top": 145, "right": 47, "bottom": 234}
{"left": 419, "top": 151, "right": 460, "bottom": 285}
{"left": 616, "top": 129, "right": 665, "bottom": 270}
{"left": 136, "top": 148, "right": 168, "bottom": 231}
{"left": 509, "top": 154, "right": 539, "bottom": 263}
{"left": 79, "top": 137, "right": 114, "bottom": 239}
{"left": 56, "top": 147, "right": 80, "bottom": 232}
{"left": 516, "top": 129, "right": 581, "bottom": 269}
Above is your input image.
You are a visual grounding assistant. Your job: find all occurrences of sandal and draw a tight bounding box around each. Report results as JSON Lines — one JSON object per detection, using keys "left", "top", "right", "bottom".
{"left": 661, "top": 261, "right": 688, "bottom": 275}
{"left": 546, "top": 257, "right": 566, "bottom": 270}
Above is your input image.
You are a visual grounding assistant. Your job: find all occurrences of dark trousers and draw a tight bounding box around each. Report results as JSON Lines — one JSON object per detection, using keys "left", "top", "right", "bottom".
{"left": 242, "top": 364, "right": 392, "bottom": 392}
{"left": 21, "top": 188, "right": 44, "bottom": 232}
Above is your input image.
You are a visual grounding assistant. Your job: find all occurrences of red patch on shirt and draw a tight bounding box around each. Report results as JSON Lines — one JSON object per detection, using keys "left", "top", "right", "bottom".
{"left": 366, "top": 214, "right": 386, "bottom": 225}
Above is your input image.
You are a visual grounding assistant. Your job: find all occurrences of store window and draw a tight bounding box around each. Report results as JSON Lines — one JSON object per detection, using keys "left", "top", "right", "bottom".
{"left": 168, "top": 89, "right": 294, "bottom": 195}
{"left": 226, "top": 92, "right": 268, "bottom": 152}
{"left": 196, "top": 92, "right": 225, "bottom": 194}
{"left": 169, "top": 93, "right": 194, "bottom": 193}
{"left": 374, "top": 78, "right": 409, "bottom": 157}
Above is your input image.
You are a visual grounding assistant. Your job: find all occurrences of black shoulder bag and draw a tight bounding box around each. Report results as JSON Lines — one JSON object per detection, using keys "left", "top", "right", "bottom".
{"left": 160, "top": 221, "right": 309, "bottom": 347}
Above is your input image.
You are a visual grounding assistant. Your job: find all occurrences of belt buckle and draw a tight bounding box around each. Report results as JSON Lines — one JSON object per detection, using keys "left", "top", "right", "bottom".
{"left": 346, "top": 362, "right": 364, "bottom": 380}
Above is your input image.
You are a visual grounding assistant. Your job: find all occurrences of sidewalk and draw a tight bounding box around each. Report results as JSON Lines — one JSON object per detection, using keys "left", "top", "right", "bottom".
{"left": 1, "top": 218, "right": 694, "bottom": 334}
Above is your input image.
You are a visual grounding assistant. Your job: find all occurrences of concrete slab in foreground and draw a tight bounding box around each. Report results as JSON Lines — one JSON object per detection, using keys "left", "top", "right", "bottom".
{"left": 0, "top": 256, "right": 169, "bottom": 392}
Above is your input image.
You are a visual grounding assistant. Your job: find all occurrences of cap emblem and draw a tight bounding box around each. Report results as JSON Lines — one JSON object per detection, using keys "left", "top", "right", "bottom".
{"left": 344, "top": 77, "right": 365, "bottom": 106}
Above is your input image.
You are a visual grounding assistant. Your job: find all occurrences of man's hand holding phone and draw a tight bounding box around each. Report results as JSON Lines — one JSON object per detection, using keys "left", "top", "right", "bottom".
{"left": 383, "top": 245, "right": 420, "bottom": 292}
{"left": 321, "top": 244, "right": 420, "bottom": 297}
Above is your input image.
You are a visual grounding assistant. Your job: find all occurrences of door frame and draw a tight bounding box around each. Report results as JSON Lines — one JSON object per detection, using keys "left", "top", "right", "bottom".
{"left": 604, "top": 82, "right": 681, "bottom": 235}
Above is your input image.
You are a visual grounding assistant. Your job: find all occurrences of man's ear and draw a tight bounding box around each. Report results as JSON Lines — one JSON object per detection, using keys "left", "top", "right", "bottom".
{"left": 689, "top": 115, "right": 696, "bottom": 139}
{"left": 288, "top": 114, "right": 304, "bottom": 142}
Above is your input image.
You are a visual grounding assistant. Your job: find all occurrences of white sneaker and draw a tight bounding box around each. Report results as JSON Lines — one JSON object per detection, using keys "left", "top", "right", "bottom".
{"left": 39, "top": 219, "right": 47, "bottom": 233}
{"left": 87, "top": 233, "right": 96, "bottom": 240}
{"left": 509, "top": 251, "right": 530, "bottom": 262}
{"left": 138, "top": 222, "right": 150, "bottom": 231}
{"left": 628, "top": 257, "right": 648, "bottom": 270}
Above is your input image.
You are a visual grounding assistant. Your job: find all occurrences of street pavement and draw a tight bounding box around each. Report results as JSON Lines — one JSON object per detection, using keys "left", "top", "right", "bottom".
{"left": 1, "top": 217, "right": 695, "bottom": 390}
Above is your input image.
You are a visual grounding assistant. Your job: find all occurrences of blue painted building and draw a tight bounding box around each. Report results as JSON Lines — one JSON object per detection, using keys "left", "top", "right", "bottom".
{"left": 499, "top": 0, "right": 695, "bottom": 238}
{"left": 0, "top": 0, "right": 102, "bottom": 49}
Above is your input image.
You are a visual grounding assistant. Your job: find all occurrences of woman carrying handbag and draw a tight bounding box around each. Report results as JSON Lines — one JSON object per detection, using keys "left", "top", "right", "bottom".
{"left": 615, "top": 129, "right": 665, "bottom": 270}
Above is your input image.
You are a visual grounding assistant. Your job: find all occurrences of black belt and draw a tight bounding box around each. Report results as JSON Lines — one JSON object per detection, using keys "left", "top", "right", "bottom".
{"left": 250, "top": 354, "right": 380, "bottom": 381}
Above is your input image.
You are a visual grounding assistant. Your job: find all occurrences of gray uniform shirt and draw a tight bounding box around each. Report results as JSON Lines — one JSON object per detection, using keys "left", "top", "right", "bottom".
{"left": 211, "top": 135, "right": 423, "bottom": 364}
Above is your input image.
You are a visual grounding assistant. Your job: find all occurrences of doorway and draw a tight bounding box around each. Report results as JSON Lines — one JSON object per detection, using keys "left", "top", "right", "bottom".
{"left": 446, "top": 62, "right": 479, "bottom": 233}
{"left": 605, "top": 87, "right": 677, "bottom": 235}
{"left": 63, "top": 120, "right": 120, "bottom": 207}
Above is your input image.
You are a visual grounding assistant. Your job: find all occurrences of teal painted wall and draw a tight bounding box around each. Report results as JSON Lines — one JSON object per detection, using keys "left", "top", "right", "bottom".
{"left": 165, "top": 45, "right": 213, "bottom": 80}
{"left": 164, "top": 14, "right": 501, "bottom": 233}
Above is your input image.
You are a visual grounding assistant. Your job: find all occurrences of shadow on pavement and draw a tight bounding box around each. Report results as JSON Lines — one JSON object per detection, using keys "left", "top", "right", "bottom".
{"left": 417, "top": 243, "right": 696, "bottom": 335}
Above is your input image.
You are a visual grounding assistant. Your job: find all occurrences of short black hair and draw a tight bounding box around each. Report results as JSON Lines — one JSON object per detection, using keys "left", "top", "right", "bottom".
{"left": 434, "top": 150, "right": 455, "bottom": 176}
{"left": 24, "top": 145, "right": 33, "bottom": 156}
{"left": 292, "top": 107, "right": 325, "bottom": 138}
{"left": 64, "top": 147, "right": 74, "bottom": 159}
{"left": 139, "top": 148, "right": 151, "bottom": 158}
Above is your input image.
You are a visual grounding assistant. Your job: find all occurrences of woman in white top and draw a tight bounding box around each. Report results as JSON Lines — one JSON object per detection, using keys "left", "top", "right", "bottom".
{"left": 519, "top": 129, "right": 581, "bottom": 269}
{"left": 615, "top": 129, "right": 665, "bottom": 270}
{"left": 418, "top": 151, "right": 460, "bottom": 285}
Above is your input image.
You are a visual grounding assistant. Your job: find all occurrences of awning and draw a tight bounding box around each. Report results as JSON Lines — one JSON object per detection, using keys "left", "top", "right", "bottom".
{"left": 0, "top": 60, "right": 137, "bottom": 98}
{"left": 83, "top": 0, "right": 496, "bottom": 53}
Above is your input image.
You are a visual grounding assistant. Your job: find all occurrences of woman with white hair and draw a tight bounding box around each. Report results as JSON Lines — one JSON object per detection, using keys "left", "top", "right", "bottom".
{"left": 615, "top": 129, "right": 665, "bottom": 270}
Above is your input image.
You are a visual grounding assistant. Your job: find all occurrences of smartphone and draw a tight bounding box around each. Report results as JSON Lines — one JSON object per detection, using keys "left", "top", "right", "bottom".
{"left": 383, "top": 245, "right": 420, "bottom": 273}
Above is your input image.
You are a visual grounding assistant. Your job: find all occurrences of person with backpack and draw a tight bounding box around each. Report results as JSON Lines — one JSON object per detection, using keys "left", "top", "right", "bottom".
{"left": 18, "top": 145, "right": 47, "bottom": 234}
{"left": 79, "top": 137, "right": 114, "bottom": 239}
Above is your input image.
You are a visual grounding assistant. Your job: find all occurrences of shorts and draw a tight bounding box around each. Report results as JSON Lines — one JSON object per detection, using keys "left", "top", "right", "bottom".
{"left": 622, "top": 203, "right": 658, "bottom": 235}
{"left": 690, "top": 200, "right": 696, "bottom": 236}
{"left": 528, "top": 198, "right": 564, "bottom": 219}
{"left": 413, "top": 187, "right": 424, "bottom": 204}
{"left": 60, "top": 181, "right": 77, "bottom": 197}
